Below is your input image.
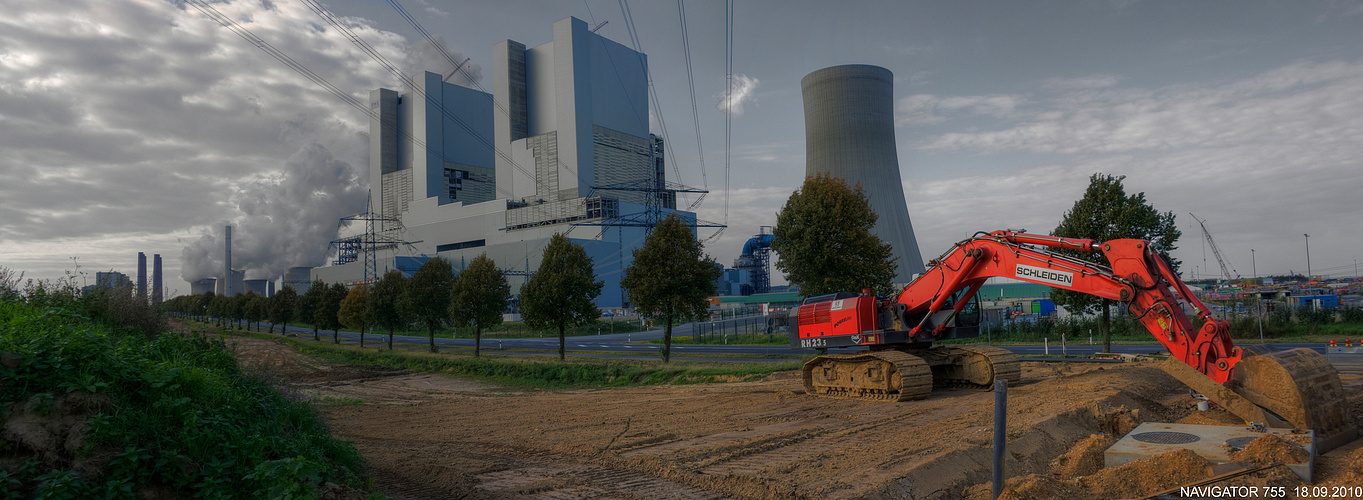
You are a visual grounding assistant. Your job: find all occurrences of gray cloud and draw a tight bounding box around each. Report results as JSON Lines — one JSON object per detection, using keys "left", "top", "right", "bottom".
{"left": 0, "top": 0, "right": 478, "bottom": 289}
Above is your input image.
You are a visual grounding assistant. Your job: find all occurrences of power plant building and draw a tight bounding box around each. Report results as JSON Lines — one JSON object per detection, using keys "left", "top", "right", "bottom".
{"left": 802, "top": 64, "right": 926, "bottom": 283}
{"left": 190, "top": 278, "right": 216, "bottom": 296}
{"left": 313, "top": 17, "right": 693, "bottom": 307}
{"left": 215, "top": 270, "right": 244, "bottom": 297}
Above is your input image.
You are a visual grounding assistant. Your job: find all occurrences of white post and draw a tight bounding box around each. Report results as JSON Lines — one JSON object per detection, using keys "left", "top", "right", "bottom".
{"left": 1045, "top": 337, "right": 1049, "bottom": 355}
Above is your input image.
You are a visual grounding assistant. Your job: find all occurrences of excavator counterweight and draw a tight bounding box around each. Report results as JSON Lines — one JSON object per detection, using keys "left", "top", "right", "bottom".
{"left": 780, "top": 230, "right": 1354, "bottom": 452}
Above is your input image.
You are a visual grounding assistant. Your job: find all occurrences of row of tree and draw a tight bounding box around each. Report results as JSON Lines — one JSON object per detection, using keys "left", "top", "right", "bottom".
{"left": 164, "top": 215, "right": 723, "bottom": 362}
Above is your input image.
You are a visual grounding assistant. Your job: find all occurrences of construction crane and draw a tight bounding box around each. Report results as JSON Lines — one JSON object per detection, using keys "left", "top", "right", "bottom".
{"left": 1190, "top": 213, "right": 1239, "bottom": 282}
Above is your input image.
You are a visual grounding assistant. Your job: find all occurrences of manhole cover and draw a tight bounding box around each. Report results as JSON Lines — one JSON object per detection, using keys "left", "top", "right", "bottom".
{"left": 1225, "top": 436, "right": 1304, "bottom": 449}
{"left": 1132, "top": 431, "right": 1200, "bottom": 444}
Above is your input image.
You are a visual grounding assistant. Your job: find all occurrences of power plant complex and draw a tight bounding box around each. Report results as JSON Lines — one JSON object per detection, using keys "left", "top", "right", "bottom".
{"left": 309, "top": 16, "right": 693, "bottom": 308}
{"left": 185, "top": 20, "right": 927, "bottom": 305}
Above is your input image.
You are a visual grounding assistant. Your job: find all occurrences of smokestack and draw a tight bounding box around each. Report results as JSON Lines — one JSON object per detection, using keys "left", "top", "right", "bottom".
{"left": 152, "top": 254, "right": 163, "bottom": 303}
{"left": 137, "top": 252, "right": 147, "bottom": 299}
{"left": 224, "top": 225, "right": 233, "bottom": 297}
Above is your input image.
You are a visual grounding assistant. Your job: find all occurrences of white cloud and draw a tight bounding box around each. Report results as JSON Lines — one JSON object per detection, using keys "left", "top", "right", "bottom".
{"left": 902, "top": 58, "right": 1363, "bottom": 277}
{"left": 1041, "top": 75, "right": 1120, "bottom": 91}
{"left": 716, "top": 74, "right": 760, "bottom": 116}
{"left": 896, "top": 93, "right": 1022, "bottom": 126}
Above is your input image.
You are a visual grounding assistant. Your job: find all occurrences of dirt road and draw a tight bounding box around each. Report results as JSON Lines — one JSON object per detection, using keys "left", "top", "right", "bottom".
{"left": 226, "top": 335, "right": 1363, "bottom": 499}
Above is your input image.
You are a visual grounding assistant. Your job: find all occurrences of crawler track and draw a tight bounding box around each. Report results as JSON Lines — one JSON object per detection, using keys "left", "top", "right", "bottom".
{"left": 924, "top": 345, "right": 1022, "bottom": 389}
{"left": 802, "top": 350, "right": 932, "bottom": 401}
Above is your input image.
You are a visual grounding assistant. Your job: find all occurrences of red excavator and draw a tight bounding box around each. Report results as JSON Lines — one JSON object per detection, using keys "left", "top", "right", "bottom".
{"left": 779, "top": 230, "right": 1355, "bottom": 451}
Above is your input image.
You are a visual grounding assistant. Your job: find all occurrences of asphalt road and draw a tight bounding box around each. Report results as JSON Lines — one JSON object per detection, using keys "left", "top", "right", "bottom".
{"left": 217, "top": 314, "right": 1330, "bottom": 361}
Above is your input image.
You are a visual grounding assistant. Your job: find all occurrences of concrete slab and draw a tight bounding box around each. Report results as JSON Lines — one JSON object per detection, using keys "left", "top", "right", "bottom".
{"left": 1106, "top": 422, "right": 1314, "bottom": 482}
{"left": 1325, "top": 346, "right": 1363, "bottom": 372}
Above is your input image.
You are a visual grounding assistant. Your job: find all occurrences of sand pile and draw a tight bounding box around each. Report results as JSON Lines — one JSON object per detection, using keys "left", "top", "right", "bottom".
{"left": 1000, "top": 448, "right": 1213, "bottom": 500}
{"left": 1228, "top": 433, "right": 1311, "bottom": 465}
{"left": 1049, "top": 434, "right": 1113, "bottom": 479}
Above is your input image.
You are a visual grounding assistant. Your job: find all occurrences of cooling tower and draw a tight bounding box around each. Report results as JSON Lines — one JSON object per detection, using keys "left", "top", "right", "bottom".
{"left": 801, "top": 64, "right": 926, "bottom": 282}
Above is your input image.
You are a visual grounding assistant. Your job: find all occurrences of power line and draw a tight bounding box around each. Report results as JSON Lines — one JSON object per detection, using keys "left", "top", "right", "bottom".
{"left": 676, "top": 0, "right": 710, "bottom": 209}
{"left": 712, "top": 0, "right": 734, "bottom": 243}
{"left": 613, "top": 0, "right": 686, "bottom": 207}
{"left": 298, "top": 0, "right": 548, "bottom": 199}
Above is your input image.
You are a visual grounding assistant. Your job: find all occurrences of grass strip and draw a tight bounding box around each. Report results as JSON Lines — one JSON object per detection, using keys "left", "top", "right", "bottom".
{"left": 259, "top": 333, "right": 804, "bottom": 389}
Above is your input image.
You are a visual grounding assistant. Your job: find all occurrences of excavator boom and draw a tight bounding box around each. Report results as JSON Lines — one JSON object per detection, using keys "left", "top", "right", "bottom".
{"left": 783, "top": 229, "right": 1354, "bottom": 451}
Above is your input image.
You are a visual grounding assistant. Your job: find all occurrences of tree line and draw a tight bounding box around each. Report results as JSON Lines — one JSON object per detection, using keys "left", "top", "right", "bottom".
{"left": 164, "top": 216, "right": 722, "bottom": 362}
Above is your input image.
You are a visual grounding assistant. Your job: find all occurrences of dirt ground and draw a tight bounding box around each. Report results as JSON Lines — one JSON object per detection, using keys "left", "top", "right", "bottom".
{"left": 225, "top": 336, "right": 1363, "bottom": 499}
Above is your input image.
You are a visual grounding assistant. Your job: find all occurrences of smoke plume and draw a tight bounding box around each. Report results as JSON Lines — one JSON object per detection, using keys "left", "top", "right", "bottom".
{"left": 179, "top": 143, "right": 367, "bottom": 282}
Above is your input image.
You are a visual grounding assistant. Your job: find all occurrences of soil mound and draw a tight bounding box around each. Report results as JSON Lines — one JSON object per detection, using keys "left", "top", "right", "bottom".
{"left": 1, "top": 392, "right": 112, "bottom": 477}
{"left": 1229, "top": 433, "right": 1311, "bottom": 464}
{"left": 1048, "top": 434, "right": 1113, "bottom": 478}
{"left": 1002, "top": 448, "right": 1212, "bottom": 500}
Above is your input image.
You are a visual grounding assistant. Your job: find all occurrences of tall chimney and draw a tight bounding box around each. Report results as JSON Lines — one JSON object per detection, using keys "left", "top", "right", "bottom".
{"left": 137, "top": 252, "right": 147, "bottom": 299}
{"left": 224, "top": 225, "right": 233, "bottom": 297}
{"left": 152, "top": 254, "right": 163, "bottom": 303}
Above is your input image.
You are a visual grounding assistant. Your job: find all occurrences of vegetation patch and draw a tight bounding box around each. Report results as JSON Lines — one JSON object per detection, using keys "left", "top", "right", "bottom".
{"left": 0, "top": 299, "right": 369, "bottom": 499}
{"left": 275, "top": 336, "right": 802, "bottom": 388}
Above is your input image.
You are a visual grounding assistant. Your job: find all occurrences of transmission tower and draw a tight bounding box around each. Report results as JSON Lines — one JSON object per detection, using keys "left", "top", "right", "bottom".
{"left": 329, "top": 192, "right": 416, "bottom": 285}
{"left": 1189, "top": 213, "right": 1239, "bottom": 282}
{"left": 573, "top": 138, "right": 723, "bottom": 234}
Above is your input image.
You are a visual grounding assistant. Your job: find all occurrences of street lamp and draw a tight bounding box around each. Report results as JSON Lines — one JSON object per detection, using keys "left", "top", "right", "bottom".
{"left": 1304, "top": 234, "right": 1311, "bottom": 279}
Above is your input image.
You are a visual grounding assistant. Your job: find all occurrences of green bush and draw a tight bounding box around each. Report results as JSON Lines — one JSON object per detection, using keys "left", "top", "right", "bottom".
{"left": 0, "top": 301, "right": 365, "bottom": 498}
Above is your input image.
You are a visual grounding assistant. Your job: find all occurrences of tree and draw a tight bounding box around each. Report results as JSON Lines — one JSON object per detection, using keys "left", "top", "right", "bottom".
{"left": 208, "top": 294, "right": 228, "bottom": 328}
{"left": 227, "top": 294, "right": 245, "bottom": 329}
{"left": 297, "top": 280, "right": 326, "bottom": 341}
{"left": 243, "top": 292, "right": 266, "bottom": 332}
{"left": 771, "top": 173, "right": 898, "bottom": 297}
{"left": 1051, "top": 173, "right": 1181, "bottom": 354}
{"left": 339, "top": 284, "right": 372, "bottom": 348}
{"left": 403, "top": 257, "right": 454, "bottom": 352}
{"left": 520, "top": 233, "right": 602, "bottom": 361}
{"left": 317, "top": 283, "right": 348, "bottom": 344}
{"left": 450, "top": 253, "right": 510, "bottom": 358}
{"left": 268, "top": 285, "right": 297, "bottom": 334}
{"left": 198, "top": 290, "right": 214, "bottom": 322}
{"left": 370, "top": 270, "right": 407, "bottom": 351}
{"left": 621, "top": 214, "right": 722, "bottom": 362}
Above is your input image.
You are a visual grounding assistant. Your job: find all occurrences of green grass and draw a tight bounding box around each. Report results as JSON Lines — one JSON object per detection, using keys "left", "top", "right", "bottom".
{"left": 0, "top": 301, "right": 370, "bottom": 499}
{"left": 271, "top": 318, "right": 651, "bottom": 340}
{"left": 264, "top": 334, "right": 803, "bottom": 389}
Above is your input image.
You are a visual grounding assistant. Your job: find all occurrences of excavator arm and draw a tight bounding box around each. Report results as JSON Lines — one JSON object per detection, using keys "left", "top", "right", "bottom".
{"left": 896, "top": 230, "right": 1240, "bottom": 382}
{"left": 785, "top": 229, "right": 1354, "bottom": 451}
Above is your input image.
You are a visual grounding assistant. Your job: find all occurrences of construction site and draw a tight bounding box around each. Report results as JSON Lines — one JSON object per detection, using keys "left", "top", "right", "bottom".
{"left": 226, "top": 331, "right": 1363, "bottom": 500}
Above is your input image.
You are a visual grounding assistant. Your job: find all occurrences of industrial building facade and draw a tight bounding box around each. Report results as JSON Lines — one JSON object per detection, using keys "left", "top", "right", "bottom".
{"left": 312, "top": 17, "right": 694, "bottom": 308}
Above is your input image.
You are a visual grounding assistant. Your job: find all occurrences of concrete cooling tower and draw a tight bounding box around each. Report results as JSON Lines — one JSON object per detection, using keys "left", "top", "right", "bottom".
{"left": 802, "top": 64, "right": 926, "bottom": 282}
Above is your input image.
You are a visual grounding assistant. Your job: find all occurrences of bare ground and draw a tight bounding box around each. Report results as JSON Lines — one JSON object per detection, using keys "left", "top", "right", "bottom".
{"left": 224, "top": 335, "right": 1363, "bottom": 499}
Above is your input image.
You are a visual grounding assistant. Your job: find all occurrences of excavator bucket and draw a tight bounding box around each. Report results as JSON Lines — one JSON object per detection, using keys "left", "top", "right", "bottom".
{"left": 1227, "top": 347, "right": 1356, "bottom": 453}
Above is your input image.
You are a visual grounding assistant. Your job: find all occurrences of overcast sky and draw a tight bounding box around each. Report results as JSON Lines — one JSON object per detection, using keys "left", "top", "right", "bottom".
{"left": 2, "top": 0, "right": 1362, "bottom": 297}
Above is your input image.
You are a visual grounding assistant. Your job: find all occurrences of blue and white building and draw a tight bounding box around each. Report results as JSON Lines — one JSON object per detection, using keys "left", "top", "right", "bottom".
{"left": 313, "top": 17, "right": 694, "bottom": 308}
